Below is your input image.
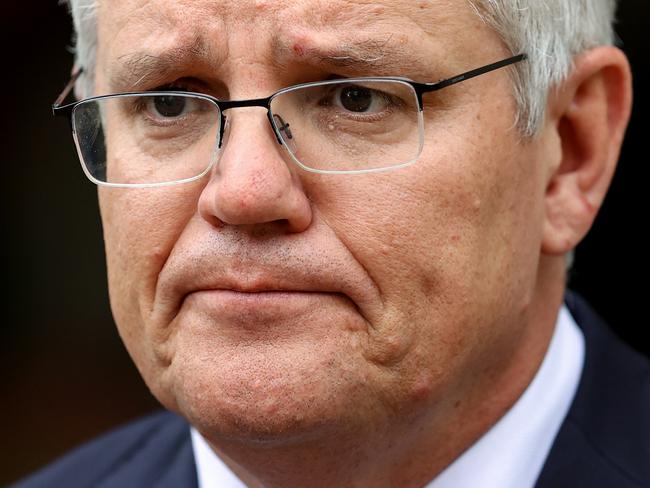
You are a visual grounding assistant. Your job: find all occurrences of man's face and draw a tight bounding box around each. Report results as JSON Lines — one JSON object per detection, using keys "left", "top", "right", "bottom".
{"left": 96, "top": 0, "right": 553, "bottom": 444}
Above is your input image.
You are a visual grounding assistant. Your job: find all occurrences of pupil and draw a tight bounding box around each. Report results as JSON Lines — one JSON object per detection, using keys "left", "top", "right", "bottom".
{"left": 340, "top": 87, "right": 373, "bottom": 112}
{"left": 154, "top": 96, "right": 186, "bottom": 117}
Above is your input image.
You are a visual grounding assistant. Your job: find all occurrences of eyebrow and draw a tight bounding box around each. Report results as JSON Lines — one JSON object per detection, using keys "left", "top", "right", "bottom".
{"left": 108, "top": 34, "right": 430, "bottom": 93}
{"left": 109, "top": 38, "right": 212, "bottom": 92}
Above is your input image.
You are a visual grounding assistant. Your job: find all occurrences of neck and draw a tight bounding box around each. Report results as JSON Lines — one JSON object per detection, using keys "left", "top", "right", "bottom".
{"left": 200, "top": 256, "right": 567, "bottom": 488}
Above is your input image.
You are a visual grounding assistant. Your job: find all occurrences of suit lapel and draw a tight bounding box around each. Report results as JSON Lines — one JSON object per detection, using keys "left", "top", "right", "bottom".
{"left": 535, "top": 291, "right": 650, "bottom": 487}
{"left": 97, "top": 412, "right": 198, "bottom": 488}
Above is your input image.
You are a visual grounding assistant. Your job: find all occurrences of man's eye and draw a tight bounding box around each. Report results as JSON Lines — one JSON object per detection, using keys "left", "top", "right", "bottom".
{"left": 325, "top": 84, "right": 400, "bottom": 115}
{"left": 338, "top": 86, "right": 375, "bottom": 112}
{"left": 147, "top": 95, "right": 190, "bottom": 118}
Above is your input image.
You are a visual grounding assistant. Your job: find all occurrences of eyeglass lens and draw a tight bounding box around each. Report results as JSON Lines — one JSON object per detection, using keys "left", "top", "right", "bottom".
{"left": 73, "top": 93, "right": 221, "bottom": 185}
{"left": 72, "top": 79, "right": 423, "bottom": 186}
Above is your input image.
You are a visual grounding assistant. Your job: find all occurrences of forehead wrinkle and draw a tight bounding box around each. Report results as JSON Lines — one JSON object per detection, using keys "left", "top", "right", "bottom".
{"left": 101, "top": 0, "right": 496, "bottom": 91}
{"left": 273, "top": 33, "right": 418, "bottom": 75}
{"left": 294, "top": 0, "right": 462, "bottom": 38}
{"left": 267, "top": 0, "right": 469, "bottom": 77}
{"left": 100, "top": 0, "right": 227, "bottom": 91}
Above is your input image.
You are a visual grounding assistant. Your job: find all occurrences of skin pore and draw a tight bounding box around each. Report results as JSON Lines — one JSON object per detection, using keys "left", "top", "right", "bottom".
{"left": 94, "top": 0, "right": 631, "bottom": 486}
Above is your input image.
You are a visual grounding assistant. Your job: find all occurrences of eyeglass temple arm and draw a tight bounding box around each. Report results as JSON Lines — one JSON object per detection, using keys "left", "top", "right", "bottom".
{"left": 52, "top": 68, "right": 84, "bottom": 116}
{"left": 418, "top": 54, "right": 527, "bottom": 94}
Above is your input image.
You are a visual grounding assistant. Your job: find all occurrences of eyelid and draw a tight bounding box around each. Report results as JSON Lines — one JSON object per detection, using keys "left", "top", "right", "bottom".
{"left": 146, "top": 76, "right": 216, "bottom": 95}
{"left": 149, "top": 82, "right": 194, "bottom": 92}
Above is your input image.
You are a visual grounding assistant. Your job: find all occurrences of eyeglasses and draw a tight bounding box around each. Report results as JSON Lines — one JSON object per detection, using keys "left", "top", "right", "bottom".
{"left": 53, "top": 54, "right": 527, "bottom": 188}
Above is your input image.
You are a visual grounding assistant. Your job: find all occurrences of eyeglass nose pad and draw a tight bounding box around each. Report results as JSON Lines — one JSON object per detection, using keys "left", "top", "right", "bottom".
{"left": 217, "top": 113, "right": 229, "bottom": 149}
{"left": 271, "top": 113, "right": 297, "bottom": 154}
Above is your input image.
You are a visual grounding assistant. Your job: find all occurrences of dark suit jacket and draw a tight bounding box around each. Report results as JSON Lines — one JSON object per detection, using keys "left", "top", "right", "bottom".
{"left": 13, "top": 291, "right": 650, "bottom": 487}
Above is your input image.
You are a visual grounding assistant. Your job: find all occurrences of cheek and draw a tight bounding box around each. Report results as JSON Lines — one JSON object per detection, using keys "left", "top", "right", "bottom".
{"left": 311, "top": 121, "right": 546, "bottom": 370}
{"left": 98, "top": 184, "right": 202, "bottom": 386}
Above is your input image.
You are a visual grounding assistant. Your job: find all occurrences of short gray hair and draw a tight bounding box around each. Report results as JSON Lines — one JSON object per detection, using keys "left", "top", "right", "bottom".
{"left": 62, "top": 0, "right": 618, "bottom": 136}
{"left": 63, "top": 0, "right": 97, "bottom": 101}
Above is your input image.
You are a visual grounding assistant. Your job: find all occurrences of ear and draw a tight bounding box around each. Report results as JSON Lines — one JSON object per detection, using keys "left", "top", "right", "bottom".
{"left": 541, "top": 46, "right": 632, "bottom": 255}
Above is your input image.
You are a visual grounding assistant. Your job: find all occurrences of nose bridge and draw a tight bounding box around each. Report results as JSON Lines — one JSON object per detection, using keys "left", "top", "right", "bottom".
{"left": 222, "top": 106, "right": 279, "bottom": 155}
{"left": 219, "top": 104, "right": 281, "bottom": 149}
{"left": 198, "top": 98, "right": 312, "bottom": 232}
{"left": 218, "top": 98, "right": 282, "bottom": 148}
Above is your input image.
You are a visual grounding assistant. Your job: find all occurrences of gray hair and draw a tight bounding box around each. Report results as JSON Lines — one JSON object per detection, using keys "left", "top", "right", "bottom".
{"left": 63, "top": 0, "right": 97, "bottom": 101}
{"left": 468, "top": 1, "right": 618, "bottom": 135}
{"left": 62, "top": 0, "right": 618, "bottom": 135}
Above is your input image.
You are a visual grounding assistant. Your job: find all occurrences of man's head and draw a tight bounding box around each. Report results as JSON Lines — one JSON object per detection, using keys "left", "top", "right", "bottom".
{"left": 62, "top": 0, "right": 631, "bottom": 484}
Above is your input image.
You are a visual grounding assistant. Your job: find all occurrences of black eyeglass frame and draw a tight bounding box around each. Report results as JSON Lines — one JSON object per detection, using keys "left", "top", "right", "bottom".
{"left": 52, "top": 53, "right": 527, "bottom": 182}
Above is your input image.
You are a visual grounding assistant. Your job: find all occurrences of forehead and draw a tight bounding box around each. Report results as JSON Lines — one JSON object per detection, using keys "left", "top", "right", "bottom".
{"left": 97, "top": 0, "right": 499, "bottom": 91}
{"left": 101, "top": 0, "right": 468, "bottom": 33}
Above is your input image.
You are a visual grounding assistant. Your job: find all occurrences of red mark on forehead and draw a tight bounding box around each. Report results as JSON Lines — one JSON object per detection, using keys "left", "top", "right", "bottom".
{"left": 293, "top": 43, "right": 307, "bottom": 57}
{"left": 289, "top": 33, "right": 312, "bottom": 57}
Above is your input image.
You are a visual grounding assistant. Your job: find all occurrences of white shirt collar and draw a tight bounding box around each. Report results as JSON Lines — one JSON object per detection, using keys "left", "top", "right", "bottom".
{"left": 191, "top": 428, "right": 247, "bottom": 488}
{"left": 191, "top": 305, "right": 585, "bottom": 488}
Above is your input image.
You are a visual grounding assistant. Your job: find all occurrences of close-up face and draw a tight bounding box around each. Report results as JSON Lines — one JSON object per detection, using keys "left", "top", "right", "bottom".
{"left": 95, "top": 0, "right": 555, "bottom": 447}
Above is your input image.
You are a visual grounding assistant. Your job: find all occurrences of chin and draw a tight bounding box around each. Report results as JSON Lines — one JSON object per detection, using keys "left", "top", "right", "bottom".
{"left": 152, "top": 324, "right": 375, "bottom": 447}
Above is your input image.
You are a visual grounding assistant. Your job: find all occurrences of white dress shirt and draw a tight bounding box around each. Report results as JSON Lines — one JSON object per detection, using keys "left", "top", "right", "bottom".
{"left": 191, "top": 305, "right": 585, "bottom": 488}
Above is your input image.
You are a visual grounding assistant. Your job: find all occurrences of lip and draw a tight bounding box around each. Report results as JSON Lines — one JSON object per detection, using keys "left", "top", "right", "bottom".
{"left": 184, "top": 288, "right": 349, "bottom": 325}
{"left": 157, "top": 269, "right": 366, "bottom": 323}
{"left": 150, "top": 231, "right": 382, "bottom": 330}
{"left": 185, "top": 289, "right": 345, "bottom": 308}
{"left": 188, "top": 288, "right": 338, "bottom": 304}
{"left": 181, "top": 276, "right": 348, "bottom": 305}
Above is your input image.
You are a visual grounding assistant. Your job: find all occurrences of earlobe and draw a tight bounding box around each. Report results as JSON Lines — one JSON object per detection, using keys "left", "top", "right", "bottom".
{"left": 542, "top": 47, "right": 632, "bottom": 255}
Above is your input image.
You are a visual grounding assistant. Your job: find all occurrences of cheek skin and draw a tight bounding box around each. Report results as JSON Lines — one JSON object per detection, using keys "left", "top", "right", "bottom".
{"left": 98, "top": 182, "right": 204, "bottom": 408}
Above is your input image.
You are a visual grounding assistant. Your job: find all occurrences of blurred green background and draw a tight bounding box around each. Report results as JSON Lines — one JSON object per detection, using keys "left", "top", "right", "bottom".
{"left": 2, "top": 1, "right": 648, "bottom": 485}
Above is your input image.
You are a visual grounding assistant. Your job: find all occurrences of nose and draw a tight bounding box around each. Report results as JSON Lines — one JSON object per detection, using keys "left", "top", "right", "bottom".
{"left": 198, "top": 110, "right": 312, "bottom": 232}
